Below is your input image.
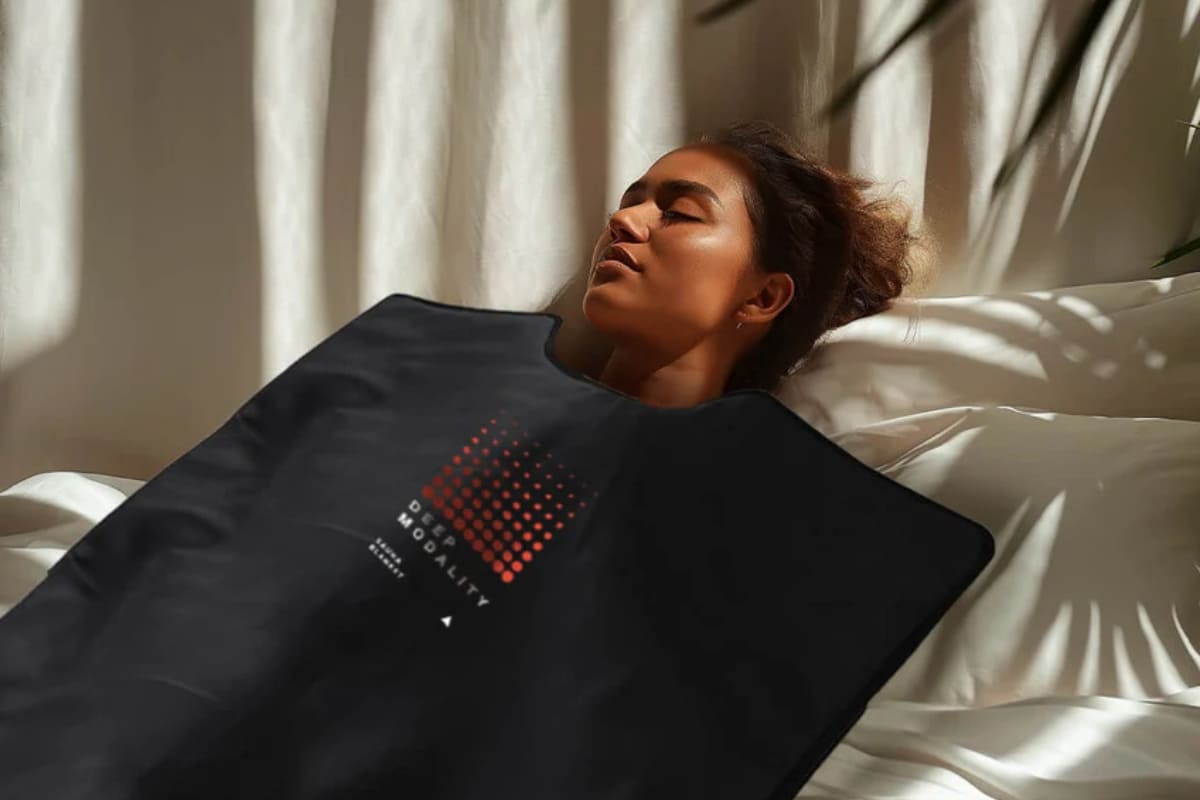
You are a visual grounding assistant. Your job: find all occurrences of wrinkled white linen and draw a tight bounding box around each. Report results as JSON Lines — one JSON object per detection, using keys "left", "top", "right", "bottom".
{"left": 805, "top": 692, "right": 1200, "bottom": 799}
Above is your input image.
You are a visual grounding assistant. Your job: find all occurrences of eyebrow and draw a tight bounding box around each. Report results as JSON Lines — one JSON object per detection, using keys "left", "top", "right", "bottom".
{"left": 620, "top": 178, "right": 725, "bottom": 210}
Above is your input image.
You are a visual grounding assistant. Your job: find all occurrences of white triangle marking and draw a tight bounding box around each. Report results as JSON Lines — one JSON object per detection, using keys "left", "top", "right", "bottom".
{"left": 441, "top": 616, "right": 452, "bottom": 627}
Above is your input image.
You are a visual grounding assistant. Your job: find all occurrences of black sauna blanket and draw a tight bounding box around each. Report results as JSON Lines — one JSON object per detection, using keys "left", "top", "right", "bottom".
{"left": 0, "top": 292, "right": 994, "bottom": 799}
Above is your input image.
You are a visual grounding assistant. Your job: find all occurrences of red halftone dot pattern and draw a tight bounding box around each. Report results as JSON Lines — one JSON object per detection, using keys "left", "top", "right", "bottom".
{"left": 417, "top": 408, "right": 595, "bottom": 586}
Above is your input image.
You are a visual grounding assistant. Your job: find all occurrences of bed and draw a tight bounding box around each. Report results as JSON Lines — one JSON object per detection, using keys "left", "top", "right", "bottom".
{"left": 2, "top": 270, "right": 1197, "bottom": 798}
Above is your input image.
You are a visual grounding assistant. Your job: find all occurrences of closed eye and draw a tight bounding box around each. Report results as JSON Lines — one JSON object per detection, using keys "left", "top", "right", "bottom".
{"left": 662, "top": 210, "right": 697, "bottom": 223}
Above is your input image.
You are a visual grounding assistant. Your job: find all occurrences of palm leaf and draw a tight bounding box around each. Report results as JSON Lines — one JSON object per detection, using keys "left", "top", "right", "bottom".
{"left": 1149, "top": 235, "right": 1200, "bottom": 270}
{"left": 695, "top": 0, "right": 1195, "bottom": 274}
{"left": 991, "top": 0, "right": 1115, "bottom": 196}
{"left": 693, "top": 0, "right": 757, "bottom": 25}
{"left": 695, "top": 0, "right": 966, "bottom": 117}
{"left": 1149, "top": 120, "right": 1200, "bottom": 271}
{"left": 817, "top": 0, "right": 965, "bottom": 120}
{"left": 695, "top": 0, "right": 1111, "bottom": 201}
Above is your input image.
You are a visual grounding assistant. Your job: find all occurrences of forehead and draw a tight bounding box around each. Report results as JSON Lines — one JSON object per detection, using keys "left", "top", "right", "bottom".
{"left": 628, "top": 144, "right": 751, "bottom": 209}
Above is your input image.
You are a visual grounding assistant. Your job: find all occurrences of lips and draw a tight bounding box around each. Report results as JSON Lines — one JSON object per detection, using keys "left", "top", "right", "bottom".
{"left": 601, "top": 245, "right": 641, "bottom": 272}
{"left": 593, "top": 260, "right": 635, "bottom": 282}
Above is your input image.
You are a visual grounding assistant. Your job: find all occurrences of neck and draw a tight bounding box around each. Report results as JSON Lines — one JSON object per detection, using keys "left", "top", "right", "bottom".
{"left": 597, "top": 345, "right": 730, "bottom": 409}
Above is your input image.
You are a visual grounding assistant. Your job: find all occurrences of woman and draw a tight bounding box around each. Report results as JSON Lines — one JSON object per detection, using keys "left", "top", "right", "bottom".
{"left": 581, "top": 119, "right": 935, "bottom": 409}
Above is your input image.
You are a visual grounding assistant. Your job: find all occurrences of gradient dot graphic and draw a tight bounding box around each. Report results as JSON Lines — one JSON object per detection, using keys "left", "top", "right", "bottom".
{"left": 419, "top": 408, "right": 599, "bottom": 585}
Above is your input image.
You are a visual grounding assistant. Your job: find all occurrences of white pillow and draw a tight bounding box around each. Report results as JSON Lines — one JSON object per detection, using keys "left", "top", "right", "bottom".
{"left": 853, "top": 406, "right": 1200, "bottom": 708}
{"left": 777, "top": 271, "right": 1200, "bottom": 437}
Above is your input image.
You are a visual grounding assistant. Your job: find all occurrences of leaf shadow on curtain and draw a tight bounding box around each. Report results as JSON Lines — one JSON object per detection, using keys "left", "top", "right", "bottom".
{"left": 964, "top": 0, "right": 1200, "bottom": 293}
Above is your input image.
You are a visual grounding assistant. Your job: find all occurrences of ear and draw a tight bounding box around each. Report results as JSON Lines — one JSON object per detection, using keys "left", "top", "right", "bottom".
{"left": 743, "top": 272, "right": 795, "bottom": 323}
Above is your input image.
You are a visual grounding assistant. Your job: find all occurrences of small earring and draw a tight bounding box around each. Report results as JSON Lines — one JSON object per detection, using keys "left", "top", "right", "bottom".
{"left": 736, "top": 320, "right": 744, "bottom": 330}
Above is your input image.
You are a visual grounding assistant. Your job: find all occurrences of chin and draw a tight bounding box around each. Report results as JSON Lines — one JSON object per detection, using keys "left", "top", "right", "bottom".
{"left": 581, "top": 285, "right": 641, "bottom": 340}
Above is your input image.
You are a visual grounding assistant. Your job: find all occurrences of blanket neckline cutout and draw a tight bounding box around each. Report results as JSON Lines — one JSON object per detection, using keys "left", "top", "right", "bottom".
{"left": 392, "top": 290, "right": 789, "bottom": 416}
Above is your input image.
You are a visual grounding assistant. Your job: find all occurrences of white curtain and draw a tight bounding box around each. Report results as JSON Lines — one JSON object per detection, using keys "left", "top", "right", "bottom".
{"left": 2, "top": 0, "right": 1198, "bottom": 486}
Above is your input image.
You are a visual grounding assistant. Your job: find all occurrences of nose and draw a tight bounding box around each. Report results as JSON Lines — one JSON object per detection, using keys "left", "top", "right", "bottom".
{"left": 606, "top": 207, "right": 639, "bottom": 243}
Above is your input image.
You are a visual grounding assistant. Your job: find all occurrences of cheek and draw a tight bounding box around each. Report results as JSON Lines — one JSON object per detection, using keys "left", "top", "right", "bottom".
{"left": 657, "top": 237, "right": 744, "bottom": 290}
{"left": 656, "top": 240, "right": 746, "bottom": 317}
{"left": 654, "top": 266, "right": 741, "bottom": 329}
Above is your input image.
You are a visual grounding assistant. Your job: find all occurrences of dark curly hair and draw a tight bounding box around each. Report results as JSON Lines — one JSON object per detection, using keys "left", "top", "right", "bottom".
{"left": 696, "top": 120, "right": 936, "bottom": 394}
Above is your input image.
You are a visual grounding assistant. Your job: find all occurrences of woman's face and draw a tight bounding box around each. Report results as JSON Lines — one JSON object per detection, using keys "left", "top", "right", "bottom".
{"left": 583, "top": 145, "right": 762, "bottom": 357}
